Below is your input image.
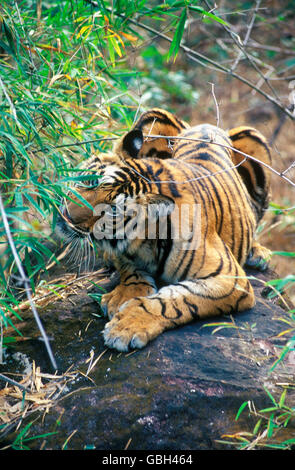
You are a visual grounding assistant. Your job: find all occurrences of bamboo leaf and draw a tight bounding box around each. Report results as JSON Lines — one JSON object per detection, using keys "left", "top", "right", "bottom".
{"left": 279, "top": 388, "right": 287, "bottom": 408}
{"left": 66, "top": 187, "right": 94, "bottom": 211}
{"left": 235, "top": 401, "right": 249, "bottom": 420}
{"left": 24, "top": 193, "right": 46, "bottom": 218}
{"left": 263, "top": 387, "right": 278, "bottom": 407}
{"left": 188, "top": 5, "right": 229, "bottom": 26}
{"left": 272, "top": 251, "right": 295, "bottom": 257}
{"left": 167, "top": 8, "right": 187, "bottom": 62}
{"left": 253, "top": 418, "right": 262, "bottom": 435}
{"left": 267, "top": 414, "right": 276, "bottom": 438}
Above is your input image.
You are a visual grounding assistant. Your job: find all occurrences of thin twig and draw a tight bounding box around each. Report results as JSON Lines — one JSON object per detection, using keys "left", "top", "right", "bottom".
{"left": 204, "top": 0, "right": 281, "bottom": 102}
{"left": 0, "top": 373, "right": 31, "bottom": 393}
{"left": 0, "top": 193, "right": 57, "bottom": 371}
{"left": 84, "top": 0, "right": 295, "bottom": 121}
{"left": 281, "top": 161, "right": 295, "bottom": 177}
{"left": 28, "top": 129, "right": 295, "bottom": 199}
{"left": 130, "top": 15, "right": 293, "bottom": 120}
{"left": 209, "top": 82, "right": 220, "bottom": 127}
{"left": 140, "top": 133, "right": 295, "bottom": 192}
{"left": 32, "top": 136, "right": 117, "bottom": 153}
{"left": 230, "top": 0, "right": 261, "bottom": 72}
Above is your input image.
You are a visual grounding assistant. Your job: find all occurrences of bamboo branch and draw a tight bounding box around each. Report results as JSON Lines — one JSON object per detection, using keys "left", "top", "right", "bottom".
{"left": 0, "top": 193, "right": 57, "bottom": 371}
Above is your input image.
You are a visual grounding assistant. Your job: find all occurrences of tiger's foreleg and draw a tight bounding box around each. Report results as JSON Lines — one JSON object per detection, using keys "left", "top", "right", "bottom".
{"left": 100, "top": 269, "right": 157, "bottom": 319}
{"left": 103, "top": 254, "right": 255, "bottom": 351}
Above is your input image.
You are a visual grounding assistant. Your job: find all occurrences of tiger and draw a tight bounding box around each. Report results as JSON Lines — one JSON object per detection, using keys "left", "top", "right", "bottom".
{"left": 57, "top": 108, "right": 272, "bottom": 352}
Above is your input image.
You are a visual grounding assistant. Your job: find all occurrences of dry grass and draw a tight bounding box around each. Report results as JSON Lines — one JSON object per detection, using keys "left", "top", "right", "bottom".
{"left": 0, "top": 362, "right": 78, "bottom": 447}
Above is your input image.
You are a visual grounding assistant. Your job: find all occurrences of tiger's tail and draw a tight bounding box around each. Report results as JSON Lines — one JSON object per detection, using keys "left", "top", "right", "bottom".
{"left": 228, "top": 126, "right": 272, "bottom": 222}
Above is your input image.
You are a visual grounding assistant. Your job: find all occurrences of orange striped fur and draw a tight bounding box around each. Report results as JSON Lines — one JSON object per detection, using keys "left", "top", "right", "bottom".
{"left": 57, "top": 109, "right": 272, "bottom": 351}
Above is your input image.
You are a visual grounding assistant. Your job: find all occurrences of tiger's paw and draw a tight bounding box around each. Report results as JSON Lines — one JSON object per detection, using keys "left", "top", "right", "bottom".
{"left": 100, "top": 282, "right": 157, "bottom": 319}
{"left": 245, "top": 243, "right": 272, "bottom": 272}
{"left": 102, "top": 299, "right": 165, "bottom": 352}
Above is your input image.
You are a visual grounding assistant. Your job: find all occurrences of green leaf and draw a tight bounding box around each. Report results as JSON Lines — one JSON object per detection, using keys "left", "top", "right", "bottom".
{"left": 267, "top": 414, "right": 276, "bottom": 438}
{"left": 5, "top": 206, "right": 29, "bottom": 213}
{"left": 272, "top": 251, "right": 295, "bottom": 257}
{"left": 2, "top": 18, "right": 17, "bottom": 56}
{"left": 253, "top": 418, "right": 262, "bottom": 435}
{"left": 167, "top": 8, "right": 187, "bottom": 62}
{"left": 59, "top": 174, "right": 102, "bottom": 183}
{"left": 66, "top": 187, "right": 94, "bottom": 211}
{"left": 188, "top": 5, "right": 229, "bottom": 26}
{"left": 263, "top": 387, "right": 277, "bottom": 407}
{"left": 279, "top": 388, "right": 287, "bottom": 408}
{"left": 259, "top": 406, "right": 279, "bottom": 413}
{"left": 88, "top": 292, "right": 103, "bottom": 304}
{"left": 25, "top": 193, "right": 46, "bottom": 218}
{"left": 235, "top": 401, "right": 249, "bottom": 420}
{"left": 107, "top": 37, "right": 116, "bottom": 66}
{"left": 0, "top": 130, "right": 31, "bottom": 162}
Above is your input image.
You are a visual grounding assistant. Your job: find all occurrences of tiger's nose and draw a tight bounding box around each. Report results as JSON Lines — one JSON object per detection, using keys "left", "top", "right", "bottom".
{"left": 64, "top": 201, "right": 93, "bottom": 220}
{"left": 63, "top": 201, "right": 93, "bottom": 226}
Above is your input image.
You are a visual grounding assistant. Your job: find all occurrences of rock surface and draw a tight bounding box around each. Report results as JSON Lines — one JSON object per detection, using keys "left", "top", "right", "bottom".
{"left": 1, "top": 266, "right": 295, "bottom": 450}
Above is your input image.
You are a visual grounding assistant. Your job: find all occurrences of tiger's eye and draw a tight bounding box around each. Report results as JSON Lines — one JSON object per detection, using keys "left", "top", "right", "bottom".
{"left": 75, "top": 176, "right": 100, "bottom": 189}
{"left": 87, "top": 179, "right": 100, "bottom": 188}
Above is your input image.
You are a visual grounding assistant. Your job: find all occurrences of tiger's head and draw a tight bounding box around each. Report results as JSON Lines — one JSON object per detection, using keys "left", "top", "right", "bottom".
{"left": 56, "top": 126, "right": 175, "bottom": 260}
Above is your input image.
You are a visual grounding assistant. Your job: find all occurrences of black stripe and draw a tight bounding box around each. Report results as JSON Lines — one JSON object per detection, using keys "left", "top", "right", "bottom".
{"left": 197, "top": 257, "right": 224, "bottom": 279}
{"left": 248, "top": 160, "right": 266, "bottom": 190}
{"left": 230, "top": 129, "right": 268, "bottom": 152}
{"left": 137, "top": 114, "right": 178, "bottom": 130}
{"left": 177, "top": 282, "right": 196, "bottom": 295}
{"left": 123, "top": 166, "right": 141, "bottom": 193}
{"left": 173, "top": 115, "right": 188, "bottom": 129}
{"left": 183, "top": 297, "right": 199, "bottom": 319}
{"left": 146, "top": 148, "right": 157, "bottom": 158}
{"left": 155, "top": 167, "right": 164, "bottom": 177}
{"left": 160, "top": 165, "right": 182, "bottom": 197}
{"left": 195, "top": 160, "right": 236, "bottom": 255}
{"left": 181, "top": 159, "right": 221, "bottom": 233}
{"left": 179, "top": 249, "right": 197, "bottom": 281}
{"left": 170, "top": 164, "right": 208, "bottom": 278}
{"left": 124, "top": 281, "right": 153, "bottom": 287}
{"left": 199, "top": 156, "right": 255, "bottom": 262}
{"left": 156, "top": 219, "right": 173, "bottom": 278}
{"left": 157, "top": 151, "right": 172, "bottom": 159}
{"left": 125, "top": 161, "right": 151, "bottom": 192}
{"left": 173, "top": 141, "right": 193, "bottom": 154}
{"left": 123, "top": 273, "right": 138, "bottom": 282}
{"left": 230, "top": 129, "right": 270, "bottom": 183}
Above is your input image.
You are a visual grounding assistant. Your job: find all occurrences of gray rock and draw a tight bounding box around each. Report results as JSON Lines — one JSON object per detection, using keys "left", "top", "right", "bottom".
{"left": 1, "top": 267, "right": 294, "bottom": 450}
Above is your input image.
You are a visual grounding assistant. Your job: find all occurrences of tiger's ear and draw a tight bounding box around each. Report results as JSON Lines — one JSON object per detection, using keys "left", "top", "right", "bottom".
{"left": 122, "top": 128, "right": 143, "bottom": 158}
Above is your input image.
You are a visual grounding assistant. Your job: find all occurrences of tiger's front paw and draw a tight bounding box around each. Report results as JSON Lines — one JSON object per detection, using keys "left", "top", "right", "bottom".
{"left": 102, "top": 299, "right": 165, "bottom": 352}
{"left": 245, "top": 243, "right": 272, "bottom": 272}
{"left": 100, "top": 282, "right": 157, "bottom": 319}
{"left": 100, "top": 290, "right": 120, "bottom": 319}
